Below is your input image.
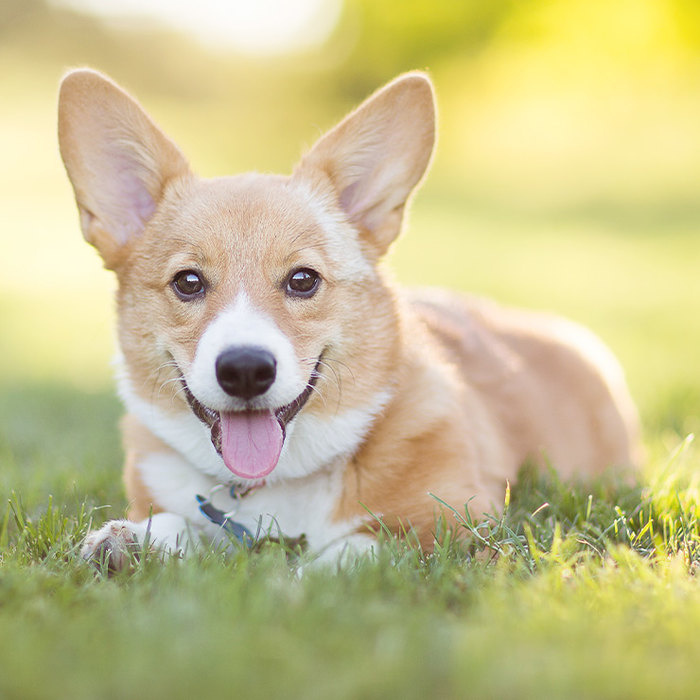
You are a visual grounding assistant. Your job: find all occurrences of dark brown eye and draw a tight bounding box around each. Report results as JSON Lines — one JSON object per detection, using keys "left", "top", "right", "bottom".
{"left": 172, "top": 270, "right": 205, "bottom": 300}
{"left": 286, "top": 268, "right": 320, "bottom": 298}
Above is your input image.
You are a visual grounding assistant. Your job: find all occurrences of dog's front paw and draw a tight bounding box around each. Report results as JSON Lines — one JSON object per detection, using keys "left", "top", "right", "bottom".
{"left": 81, "top": 520, "right": 141, "bottom": 574}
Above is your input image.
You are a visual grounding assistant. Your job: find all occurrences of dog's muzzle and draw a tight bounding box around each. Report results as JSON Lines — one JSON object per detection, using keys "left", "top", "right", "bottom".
{"left": 181, "top": 353, "right": 323, "bottom": 480}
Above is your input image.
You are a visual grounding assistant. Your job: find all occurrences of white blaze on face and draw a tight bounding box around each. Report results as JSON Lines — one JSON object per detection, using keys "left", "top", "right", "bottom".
{"left": 185, "top": 293, "right": 306, "bottom": 479}
{"left": 187, "top": 292, "right": 304, "bottom": 411}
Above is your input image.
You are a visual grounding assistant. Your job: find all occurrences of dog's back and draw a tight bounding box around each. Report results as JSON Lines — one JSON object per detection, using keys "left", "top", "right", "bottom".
{"left": 410, "top": 288, "right": 640, "bottom": 478}
{"left": 331, "top": 287, "right": 639, "bottom": 549}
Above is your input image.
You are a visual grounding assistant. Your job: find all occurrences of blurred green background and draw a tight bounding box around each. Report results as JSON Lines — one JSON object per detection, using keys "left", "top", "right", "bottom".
{"left": 1, "top": 0, "right": 699, "bottom": 436}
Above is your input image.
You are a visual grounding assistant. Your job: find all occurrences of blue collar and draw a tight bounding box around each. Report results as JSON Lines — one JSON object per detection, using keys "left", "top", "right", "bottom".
{"left": 196, "top": 487, "right": 254, "bottom": 547}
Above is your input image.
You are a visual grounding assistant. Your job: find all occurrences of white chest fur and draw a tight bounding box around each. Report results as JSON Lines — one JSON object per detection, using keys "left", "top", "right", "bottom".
{"left": 135, "top": 448, "right": 369, "bottom": 558}
{"left": 115, "top": 364, "right": 388, "bottom": 558}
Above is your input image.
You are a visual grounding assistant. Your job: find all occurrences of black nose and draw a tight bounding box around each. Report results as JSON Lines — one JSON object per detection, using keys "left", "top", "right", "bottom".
{"left": 215, "top": 347, "right": 277, "bottom": 400}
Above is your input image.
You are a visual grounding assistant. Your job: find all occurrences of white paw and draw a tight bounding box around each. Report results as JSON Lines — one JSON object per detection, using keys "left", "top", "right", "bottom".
{"left": 81, "top": 519, "right": 141, "bottom": 573}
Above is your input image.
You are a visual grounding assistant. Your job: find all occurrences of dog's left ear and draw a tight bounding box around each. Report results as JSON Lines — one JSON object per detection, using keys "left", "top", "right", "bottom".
{"left": 58, "top": 69, "right": 190, "bottom": 269}
{"left": 294, "top": 72, "right": 435, "bottom": 257}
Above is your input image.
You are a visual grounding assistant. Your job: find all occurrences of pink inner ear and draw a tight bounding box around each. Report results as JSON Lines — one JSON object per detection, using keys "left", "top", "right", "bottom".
{"left": 104, "top": 150, "right": 157, "bottom": 244}
{"left": 121, "top": 170, "right": 156, "bottom": 226}
{"left": 337, "top": 148, "right": 398, "bottom": 231}
{"left": 339, "top": 177, "right": 379, "bottom": 226}
{"left": 339, "top": 181, "right": 361, "bottom": 218}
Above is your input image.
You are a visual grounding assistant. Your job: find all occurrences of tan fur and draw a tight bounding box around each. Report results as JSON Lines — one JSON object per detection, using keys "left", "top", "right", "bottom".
{"left": 336, "top": 291, "right": 640, "bottom": 548}
{"left": 59, "top": 69, "right": 640, "bottom": 552}
{"left": 121, "top": 414, "right": 168, "bottom": 521}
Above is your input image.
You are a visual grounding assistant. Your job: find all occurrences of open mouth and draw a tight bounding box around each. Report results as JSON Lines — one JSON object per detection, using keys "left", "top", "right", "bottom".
{"left": 181, "top": 356, "right": 322, "bottom": 480}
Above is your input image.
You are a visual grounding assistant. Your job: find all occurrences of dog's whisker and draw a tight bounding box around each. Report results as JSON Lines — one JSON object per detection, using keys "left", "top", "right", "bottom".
{"left": 158, "top": 376, "right": 186, "bottom": 395}
{"left": 317, "top": 358, "right": 344, "bottom": 388}
{"left": 309, "top": 358, "right": 345, "bottom": 413}
{"left": 307, "top": 382, "right": 332, "bottom": 409}
{"left": 321, "top": 357, "right": 356, "bottom": 384}
{"left": 150, "top": 356, "right": 187, "bottom": 405}
{"left": 160, "top": 371, "right": 182, "bottom": 386}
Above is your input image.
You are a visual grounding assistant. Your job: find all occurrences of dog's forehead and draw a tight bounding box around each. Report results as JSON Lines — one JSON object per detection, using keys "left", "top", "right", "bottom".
{"left": 151, "top": 172, "right": 371, "bottom": 282}
{"left": 173, "top": 174, "right": 319, "bottom": 248}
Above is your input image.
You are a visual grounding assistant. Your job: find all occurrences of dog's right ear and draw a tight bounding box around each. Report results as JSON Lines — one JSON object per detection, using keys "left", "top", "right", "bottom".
{"left": 58, "top": 69, "right": 189, "bottom": 269}
{"left": 293, "top": 72, "right": 435, "bottom": 259}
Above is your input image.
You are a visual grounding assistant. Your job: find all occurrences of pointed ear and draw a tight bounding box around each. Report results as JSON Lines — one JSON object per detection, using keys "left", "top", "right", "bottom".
{"left": 58, "top": 69, "right": 189, "bottom": 269}
{"left": 294, "top": 72, "right": 435, "bottom": 257}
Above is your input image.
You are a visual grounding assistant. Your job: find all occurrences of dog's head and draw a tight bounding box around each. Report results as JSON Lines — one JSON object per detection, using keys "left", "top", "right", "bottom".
{"left": 58, "top": 69, "right": 435, "bottom": 480}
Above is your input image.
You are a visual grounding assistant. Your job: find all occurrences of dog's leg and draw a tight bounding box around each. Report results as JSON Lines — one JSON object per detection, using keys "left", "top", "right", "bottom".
{"left": 80, "top": 512, "right": 194, "bottom": 573}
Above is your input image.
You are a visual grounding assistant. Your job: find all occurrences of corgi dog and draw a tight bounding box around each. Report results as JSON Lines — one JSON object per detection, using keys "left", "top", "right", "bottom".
{"left": 58, "top": 69, "right": 640, "bottom": 569}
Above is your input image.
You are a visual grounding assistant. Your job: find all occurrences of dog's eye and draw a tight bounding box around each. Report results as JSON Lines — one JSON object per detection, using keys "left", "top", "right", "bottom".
{"left": 286, "top": 268, "right": 320, "bottom": 298}
{"left": 172, "top": 270, "right": 205, "bottom": 300}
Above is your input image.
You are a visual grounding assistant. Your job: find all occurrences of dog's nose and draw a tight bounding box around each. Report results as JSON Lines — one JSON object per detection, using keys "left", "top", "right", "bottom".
{"left": 215, "top": 347, "right": 277, "bottom": 400}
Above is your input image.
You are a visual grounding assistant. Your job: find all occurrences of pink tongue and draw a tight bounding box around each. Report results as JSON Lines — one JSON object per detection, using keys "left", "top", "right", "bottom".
{"left": 219, "top": 410, "right": 284, "bottom": 479}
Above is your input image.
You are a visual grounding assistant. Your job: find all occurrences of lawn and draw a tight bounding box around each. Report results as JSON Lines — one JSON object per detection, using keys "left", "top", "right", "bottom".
{"left": 3, "top": 4, "right": 700, "bottom": 696}
{"left": 1, "top": 380, "right": 699, "bottom": 699}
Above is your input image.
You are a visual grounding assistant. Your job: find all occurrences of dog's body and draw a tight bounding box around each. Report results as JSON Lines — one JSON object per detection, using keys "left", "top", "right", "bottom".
{"left": 58, "top": 70, "right": 639, "bottom": 567}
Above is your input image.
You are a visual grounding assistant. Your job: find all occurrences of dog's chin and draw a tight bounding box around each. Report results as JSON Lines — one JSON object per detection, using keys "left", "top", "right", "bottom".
{"left": 181, "top": 360, "right": 321, "bottom": 480}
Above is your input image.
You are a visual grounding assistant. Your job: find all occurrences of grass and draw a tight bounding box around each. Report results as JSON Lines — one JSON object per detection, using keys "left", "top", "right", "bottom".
{"left": 1, "top": 380, "right": 700, "bottom": 699}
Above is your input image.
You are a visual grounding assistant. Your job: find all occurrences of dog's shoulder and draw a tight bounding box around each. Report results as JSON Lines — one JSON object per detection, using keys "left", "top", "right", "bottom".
{"left": 405, "top": 288, "right": 522, "bottom": 386}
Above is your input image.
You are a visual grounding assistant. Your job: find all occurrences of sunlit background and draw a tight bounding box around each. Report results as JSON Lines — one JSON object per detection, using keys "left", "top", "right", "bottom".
{"left": 1, "top": 0, "right": 699, "bottom": 433}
